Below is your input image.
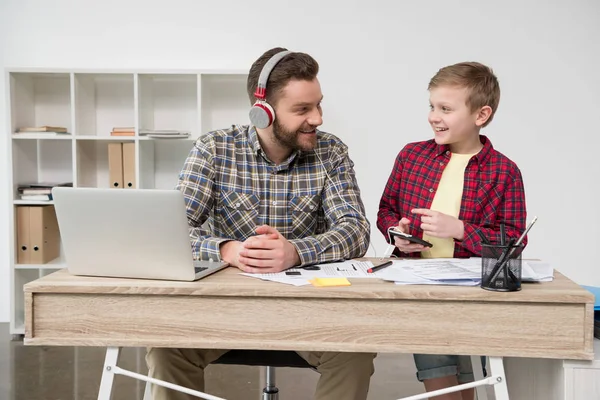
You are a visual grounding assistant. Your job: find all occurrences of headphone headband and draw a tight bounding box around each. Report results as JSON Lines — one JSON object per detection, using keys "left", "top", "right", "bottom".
{"left": 253, "top": 50, "right": 292, "bottom": 100}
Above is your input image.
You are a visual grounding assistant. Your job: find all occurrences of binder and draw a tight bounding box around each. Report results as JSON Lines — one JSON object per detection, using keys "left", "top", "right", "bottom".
{"left": 16, "top": 206, "right": 31, "bottom": 264}
{"left": 16, "top": 205, "right": 60, "bottom": 264}
{"left": 122, "top": 142, "right": 136, "bottom": 189}
{"left": 108, "top": 142, "right": 123, "bottom": 188}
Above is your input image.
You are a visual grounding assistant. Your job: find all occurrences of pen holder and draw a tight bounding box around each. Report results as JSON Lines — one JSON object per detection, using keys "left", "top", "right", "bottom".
{"left": 481, "top": 243, "right": 524, "bottom": 292}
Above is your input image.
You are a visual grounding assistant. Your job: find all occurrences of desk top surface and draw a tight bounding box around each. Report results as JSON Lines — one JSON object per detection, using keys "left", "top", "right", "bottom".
{"left": 24, "top": 260, "right": 593, "bottom": 305}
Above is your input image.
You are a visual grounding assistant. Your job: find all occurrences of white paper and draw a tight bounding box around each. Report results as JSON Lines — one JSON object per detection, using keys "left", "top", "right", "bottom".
{"left": 239, "top": 260, "right": 380, "bottom": 285}
{"left": 376, "top": 259, "right": 481, "bottom": 286}
{"left": 522, "top": 260, "right": 554, "bottom": 282}
{"left": 239, "top": 258, "right": 554, "bottom": 286}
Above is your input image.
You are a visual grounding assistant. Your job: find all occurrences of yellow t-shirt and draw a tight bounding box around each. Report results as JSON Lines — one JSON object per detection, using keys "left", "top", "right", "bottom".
{"left": 421, "top": 153, "right": 476, "bottom": 259}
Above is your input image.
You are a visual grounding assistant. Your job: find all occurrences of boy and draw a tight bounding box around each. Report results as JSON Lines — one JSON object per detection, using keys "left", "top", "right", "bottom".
{"left": 377, "top": 62, "right": 527, "bottom": 399}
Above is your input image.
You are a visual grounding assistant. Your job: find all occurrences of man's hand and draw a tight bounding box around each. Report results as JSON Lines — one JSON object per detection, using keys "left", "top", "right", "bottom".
{"left": 234, "top": 225, "right": 301, "bottom": 273}
{"left": 220, "top": 240, "right": 245, "bottom": 268}
{"left": 412, "top": 209, "right": 464, "bottom": 240}
{"left": 393, "top": 217, "right": 428, "bottom": 253}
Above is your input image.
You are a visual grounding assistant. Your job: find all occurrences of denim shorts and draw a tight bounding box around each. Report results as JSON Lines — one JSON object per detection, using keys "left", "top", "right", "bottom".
{"left": 413, "top": 354, "right": 487, "bottom": 383}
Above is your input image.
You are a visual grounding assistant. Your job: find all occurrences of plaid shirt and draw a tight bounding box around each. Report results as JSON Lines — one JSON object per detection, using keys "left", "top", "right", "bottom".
{"left": 176, "top": 124, "right": 370, "bottom": 266}
{"left": 377, "top": 135, "right": 527, "bottom": 258}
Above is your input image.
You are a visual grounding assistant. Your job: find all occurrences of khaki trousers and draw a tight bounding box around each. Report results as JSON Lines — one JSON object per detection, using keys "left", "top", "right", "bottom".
{"left": 146, "top": 348, "right": 376, "bottom": 400}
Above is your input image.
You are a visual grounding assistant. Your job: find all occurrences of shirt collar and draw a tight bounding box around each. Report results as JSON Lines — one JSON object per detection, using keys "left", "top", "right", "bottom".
{"left": 435, "top": 134, "right": 494, "bottom": 164}
{"left": 247, "top": 124, "right": 301, "bottom": 167}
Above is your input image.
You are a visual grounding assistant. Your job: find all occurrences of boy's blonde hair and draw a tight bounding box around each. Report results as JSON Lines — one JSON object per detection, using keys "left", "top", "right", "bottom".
{"left": 428, "top": 62, "right": 500, "bottom": 127}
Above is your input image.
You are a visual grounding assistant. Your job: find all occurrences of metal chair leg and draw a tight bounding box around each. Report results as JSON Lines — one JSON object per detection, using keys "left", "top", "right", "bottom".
{"left": 262, "top": 366, "right": 279, "bottom": 400}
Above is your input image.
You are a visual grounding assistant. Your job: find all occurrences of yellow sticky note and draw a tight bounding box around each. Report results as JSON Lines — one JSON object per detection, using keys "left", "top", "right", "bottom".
{"left": 309, "top": 277, "right": 351, "bottom": 287}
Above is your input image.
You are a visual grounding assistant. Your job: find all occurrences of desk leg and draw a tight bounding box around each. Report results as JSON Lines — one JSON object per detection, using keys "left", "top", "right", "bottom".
{"left": 488, "top": 356, "right": 509, "bottom": 400}
{"left": 471, "top": 355, "right": 488, "bottom": 400}
{"left": 398, "top": 356, "right": 508, "bottom": 400}
{"left": 98, "top": 347, "right": 121, "bottom": 400}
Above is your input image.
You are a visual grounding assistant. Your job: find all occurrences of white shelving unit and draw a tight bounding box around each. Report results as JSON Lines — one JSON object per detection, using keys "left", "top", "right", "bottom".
{"left": 5, "top": 69, "right": 250, "bottom": 335}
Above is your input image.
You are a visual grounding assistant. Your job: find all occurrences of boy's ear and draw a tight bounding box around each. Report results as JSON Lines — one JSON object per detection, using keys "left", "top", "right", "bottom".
{"left": 475, "top": 106, "right": 493, "bottom": 127}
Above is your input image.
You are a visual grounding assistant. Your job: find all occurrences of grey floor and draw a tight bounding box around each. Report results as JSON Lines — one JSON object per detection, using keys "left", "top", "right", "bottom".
{"left": 0, "top": 323, "right": 427, "bottom": 400}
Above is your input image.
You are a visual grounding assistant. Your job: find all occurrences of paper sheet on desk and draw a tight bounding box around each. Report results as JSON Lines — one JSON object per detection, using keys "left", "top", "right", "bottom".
{"left": 376, "top": 258, "right": 481, "bottom": 286}
{"left": 522, "top": 261, "right": 554, "bottom": 282}
{"left": 376, "top": 258, "right": 554, "bottom": 286}
{"left": 239, "top": 260, "right": 380, "bottom": 286}
{"left": 377, "top": 267, "right": 480, "bottom": 286}
{"left": 399, "top": 258, "right": 481, "bottom": 280}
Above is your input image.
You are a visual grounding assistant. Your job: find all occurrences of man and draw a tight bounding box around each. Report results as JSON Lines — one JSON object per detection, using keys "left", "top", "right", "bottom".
{"left": 146, "top": 47, "right": 375, "bottom": 400}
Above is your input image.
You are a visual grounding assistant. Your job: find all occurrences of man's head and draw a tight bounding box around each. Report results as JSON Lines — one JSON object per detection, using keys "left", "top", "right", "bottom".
{"left": 247, "top": 47, "right": 323, "bottom": 153}
{"left": 427, "top": 62, "right": 500, "bottom": 150}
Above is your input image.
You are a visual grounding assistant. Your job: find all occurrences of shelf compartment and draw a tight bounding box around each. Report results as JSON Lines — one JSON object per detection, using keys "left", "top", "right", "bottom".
{"left": 9, "top": 72, "right": 72, "bottom": 135}
{"left": 200, "top": 74, "right": 249, "bottom": 134}
{"left": 138, "top": 74, "right": 198, "bottom": 138}
{"left": 11, "top": 139, "right": 74, "bottom": 201}
{"left": 74, "top": 73, "right": 135, "bottom": 137}
{"left": 76, "top": 139, "right": 134, "bottom": 188}
{"left": 139, "top": 139, "right": 193, "bottom": 190}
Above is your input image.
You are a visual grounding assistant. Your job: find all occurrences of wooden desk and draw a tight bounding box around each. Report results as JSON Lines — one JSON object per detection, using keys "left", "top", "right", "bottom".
{"left": 23, "top": 266, "right": 594, "bottom": 400}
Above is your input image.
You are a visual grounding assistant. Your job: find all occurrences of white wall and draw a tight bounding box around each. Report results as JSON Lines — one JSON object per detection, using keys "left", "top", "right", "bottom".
{"left": 1, "top": 0, "right": 599, "bottom": 322}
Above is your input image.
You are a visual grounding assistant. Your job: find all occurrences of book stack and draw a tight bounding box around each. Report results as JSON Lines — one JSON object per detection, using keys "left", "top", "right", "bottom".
{"left": 17, "top": 182, "right": 73, "bottom": 201}
{"left": 139, "top": 129, "right": 190, "bottom": 139}
{"left": 110, "top": 127, "right": 135, "bottom": 136}
{"left": 15, "top": 126, "right": 70, "bottom": 136}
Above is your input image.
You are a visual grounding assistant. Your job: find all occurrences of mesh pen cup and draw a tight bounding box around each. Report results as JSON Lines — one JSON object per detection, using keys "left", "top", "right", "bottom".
{"left": 481, "top": 243, "right": 524, "bottom": 292}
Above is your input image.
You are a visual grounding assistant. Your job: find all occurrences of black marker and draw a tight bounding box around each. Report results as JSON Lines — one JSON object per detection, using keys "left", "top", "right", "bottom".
{"left": 367, "top": 261, "right": 393, "bottom": 273}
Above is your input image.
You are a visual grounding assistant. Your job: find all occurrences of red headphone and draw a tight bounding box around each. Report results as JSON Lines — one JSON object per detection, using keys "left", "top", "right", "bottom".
{"left": 248, "top": 50, "right": 291, "bottom": 129}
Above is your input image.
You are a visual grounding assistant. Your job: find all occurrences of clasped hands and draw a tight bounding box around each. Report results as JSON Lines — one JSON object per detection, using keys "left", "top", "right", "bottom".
{"left": 220, "top": 225, "right": 301, "bottom": 273}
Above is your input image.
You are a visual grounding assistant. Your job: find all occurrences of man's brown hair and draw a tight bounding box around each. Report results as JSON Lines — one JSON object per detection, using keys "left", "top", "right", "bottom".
{"left": 428, "top": 62, "right": 500, "bottom": 127}
{"left": 247, "top": 47, "right": 319, "bottom": 106}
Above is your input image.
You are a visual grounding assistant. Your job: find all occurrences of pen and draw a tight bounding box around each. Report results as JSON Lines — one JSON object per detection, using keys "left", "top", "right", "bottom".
{"left": 487, "top": 216, "right": 538, "bottom": 286}
{"left": 367, "top": 260, "right": 393, "bottom": 273}
{"left": 514, "top": 216, "right": 538, "bottom": 247}
{"left": 486, "top": 238, "right": 516, "bottom": 286}
{"left": 500, "top": 223, "right": 506, "bottom": 246}
{"left": 301, "top": 266, "right": 321, "bottom": 271}
{"left": 477, "top": 228, "right": 501, "bottom": 258}
{"left": 476, "top": 229, "right": 491, "bottom": 245}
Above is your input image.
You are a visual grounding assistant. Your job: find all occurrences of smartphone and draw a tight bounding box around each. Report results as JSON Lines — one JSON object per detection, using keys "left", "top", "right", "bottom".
{"left": 388, "top": 227, "right": 433, "bottom": 248}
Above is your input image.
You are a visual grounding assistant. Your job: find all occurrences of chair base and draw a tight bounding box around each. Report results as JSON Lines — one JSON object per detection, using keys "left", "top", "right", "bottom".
{"left": 262, "top": 387, "right": 279, "bottom": 400}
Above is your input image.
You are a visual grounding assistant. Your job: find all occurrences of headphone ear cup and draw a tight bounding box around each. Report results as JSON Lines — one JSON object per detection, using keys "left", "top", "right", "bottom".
{"left": 249, "top": 101, "right": 275, "bottom": 129}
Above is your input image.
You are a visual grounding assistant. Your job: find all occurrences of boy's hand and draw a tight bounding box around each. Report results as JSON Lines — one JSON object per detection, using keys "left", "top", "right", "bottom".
{"left": 237, "top": 225, "right": 301, "bottom": 273}
{"left": 412, "top": 209, "right": 464, "bottom": 240}
{"left": 393, "top": 217, "right": 428, "bottom": 253}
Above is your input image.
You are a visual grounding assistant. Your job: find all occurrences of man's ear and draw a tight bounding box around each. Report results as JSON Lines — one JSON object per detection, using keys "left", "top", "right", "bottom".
{"left": 475, "top": 106, "right": 493, "bottom": 127}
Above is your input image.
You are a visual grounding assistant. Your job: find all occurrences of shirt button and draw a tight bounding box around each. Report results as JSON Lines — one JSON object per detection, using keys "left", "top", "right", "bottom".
{"left": 445, "top": 151, "right": 450, "bottom": 155}
{"left": 439, "top": 162, "right": 444, "bottom": 166}
{"left": 429, "top": 188, "right": 434, "bottom": 193}
{"left": 309, "top": 205, "right": 314, "bottom": 210}
{"left": 235, "top": 202, "right": 241, "bottom": 208}
{"left": 272, "top": 201, "right": 278, "bottom": 206}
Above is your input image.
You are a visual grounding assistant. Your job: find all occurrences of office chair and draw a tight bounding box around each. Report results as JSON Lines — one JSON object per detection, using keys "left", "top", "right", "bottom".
{"left": 142, "top": 350, "right": 316, "bottom": 400}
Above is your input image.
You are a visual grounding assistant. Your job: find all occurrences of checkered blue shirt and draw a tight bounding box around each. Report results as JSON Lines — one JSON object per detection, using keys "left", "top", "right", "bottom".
{"left": 176, "top": 124, "right": 370, "bottom": 266}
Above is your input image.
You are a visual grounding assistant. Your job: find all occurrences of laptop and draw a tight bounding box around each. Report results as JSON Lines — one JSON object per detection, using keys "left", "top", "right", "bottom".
{"left": 51, "top": 187, "right": 229, "bottom": 281}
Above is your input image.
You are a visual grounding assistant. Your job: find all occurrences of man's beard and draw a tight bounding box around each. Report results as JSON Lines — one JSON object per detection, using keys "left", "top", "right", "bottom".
{"left": 272, "top": 119, "right": 316, "bottom": 152}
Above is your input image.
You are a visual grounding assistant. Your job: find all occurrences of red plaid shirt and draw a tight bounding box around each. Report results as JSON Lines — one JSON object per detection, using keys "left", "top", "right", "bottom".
{"left": 377, "top": 135, "right": 527, "bottom": 258}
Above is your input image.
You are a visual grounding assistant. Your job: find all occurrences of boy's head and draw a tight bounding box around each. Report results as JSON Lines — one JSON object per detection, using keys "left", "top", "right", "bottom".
{"left": 428, "top": 61, "right": 500, "bottom": 127}
{"left": 427, "top": 62, "right": 500, "bottom": 151}
{"left": 247, "top": 47, "right": 323, "bottom": 152}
